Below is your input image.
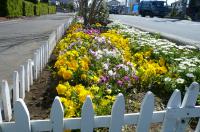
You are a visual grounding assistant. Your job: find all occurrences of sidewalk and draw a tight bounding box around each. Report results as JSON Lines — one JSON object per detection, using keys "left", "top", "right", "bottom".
{"left": 0, "top": 13, "right": 74, "bottom": 84}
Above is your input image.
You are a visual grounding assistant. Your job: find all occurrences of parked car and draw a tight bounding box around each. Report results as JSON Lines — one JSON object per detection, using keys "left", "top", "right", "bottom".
{"left": 139, "top": 1, "right": 168, "bottom": 18}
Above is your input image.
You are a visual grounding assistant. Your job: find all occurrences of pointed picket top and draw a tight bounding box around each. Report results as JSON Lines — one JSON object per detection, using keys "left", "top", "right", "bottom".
{"left": 136, "top": 91, "right": 154, "bottom": 132}
{"left": 19, "top": 65, "right": 25, "bottom": 99}
{"left": 167, "top": 89, "right": 181, "bottom": 108}
{"left": 176, "top": 82, "right": 199, "bottom": 131}
{"left": 181, "top": 82, "right": 199, "bottom": 107}
{"left": 161, "top": 89, "right": 181, "bottom": 132}
{"left": 14, "top": 98, "right": 31, "bottom": 132}
{"left": 109, "top": 93, "right": 125, "bottom": 132}
{"left": 81, "top": 96, "right": 94, "bottom": 132}
{"left": 1, "top": 80, "right": 12, "bottom": 121}
{"left": 50, "top": 96, "right": 64, "bottom": 132}
{"left": 13, "top": 71, "right": 20, "bottom": 104}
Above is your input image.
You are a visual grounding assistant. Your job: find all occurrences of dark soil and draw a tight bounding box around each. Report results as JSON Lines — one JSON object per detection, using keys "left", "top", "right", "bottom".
{"left": 24, "top": 64, "right": 57, "bottom": 119}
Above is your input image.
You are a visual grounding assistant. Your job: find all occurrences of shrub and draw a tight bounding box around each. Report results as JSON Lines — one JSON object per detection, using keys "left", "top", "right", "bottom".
{"left": 35, "top": 3, "right": 41, "bottom": 16}
{"left": 40, "top": 3, "right": 49, "bottom": 15}
{"left": 48, "top": 5, "right": 56, "bottom": 14}
{"left": 23, "top": 1, "right": 35, "bottom": 16}
{"left": 0, "top": 0, "right": 23, "bottom": 17}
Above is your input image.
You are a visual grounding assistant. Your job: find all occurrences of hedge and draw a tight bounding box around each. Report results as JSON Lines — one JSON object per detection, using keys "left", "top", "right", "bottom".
{"left": 35, "top": 3, "right": 41, "bottom": 16}
{"left": 23, "top": 1, "right": 35, "bottom": 16}
{"left": 48, "top": 5, "right": 56, "bottom": 14}
{"left": 0, "top": 0, "right": 23, "bottom": 17}
{"left": 40, "top": 3, "right": 49, "bottom": 15}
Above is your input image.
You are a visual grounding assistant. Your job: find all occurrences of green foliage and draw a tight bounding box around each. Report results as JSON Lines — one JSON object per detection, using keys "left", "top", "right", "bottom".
{"left": 34, "top": 3, "right": 41, "bottom": 16}
{"left": 23, "top": 1, "right": 35, "bottom": 16}
{"left": 95, "top": 0, "right": 109, "bottom": 24}
{"left": 0, "top": 0, "right": 23, "bottom": 17}
{"left": 48, "top": 5, "right": 56, "bottom": 14}
{"left": 40, "top": 3, "right": 49, "bottom": 15}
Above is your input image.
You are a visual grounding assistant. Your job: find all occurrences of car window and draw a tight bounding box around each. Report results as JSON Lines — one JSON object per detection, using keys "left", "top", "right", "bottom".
{"left": 152, "top": 2, "right": 164, "bottom": 7}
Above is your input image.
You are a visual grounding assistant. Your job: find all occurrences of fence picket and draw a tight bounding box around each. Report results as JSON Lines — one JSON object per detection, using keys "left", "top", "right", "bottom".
{"left": 28, "top": 59, "right": 33, "bottom": 85}
{"left": 45, "top": 43, "right": 48, "bottom": 64}
{"left": 42, "top": 45, "right": 45, "bottom": 68}
{"left": 109, "top": 93, "right": 125, "bottom": 132}
{"left": 176, "top": 82, "right": 199, "bottom": 131}
{"left": 136, "top": 91, "right": 154, "bottom": 132}
{"left": 50, "top": 96, "right": 64, "bottom": 132}
{"left": 33, "top": 52, "right": 38, "bottom": 80}
{"left": 25, "top": 61, "right": 30, "bottom": 92}
{"left": 81, "top": 96, "right": 94, "bottom": 132}
{"left": 14, "top": 99, "right": 31, "bottom": 132}
{"left": 40, "top": 47, "right": 43, "bottom": 72}
{"left": 161, "top": 89, "right": 181, "bottom": 132}
{"left": 1, "top": 80, "right": 12, "bottom": 121}
{"left": 19, "top": 65, "right": 25, "bottom": 99}
{"left": 13, "top": 71, "right": 20, "bottom": 104}
{"left": 0, "top": 106, "right": 2, "bottom": 122}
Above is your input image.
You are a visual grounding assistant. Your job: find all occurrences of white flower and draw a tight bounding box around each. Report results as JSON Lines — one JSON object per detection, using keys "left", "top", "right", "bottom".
{"left": 186, "top": 73, "right": 194, "bottom": 78}
{"left": 103, "top": 63, "right": 109, "bottom": 70}
{"left": 108, "top": 70, "right": 114, "bottom": 76}
{"left": 164, "top": 77, "right": 171, "bottom": 82}
{"left": 176, "top": 78, "right": 185, "bottom": 84}
{"left": 189, "top": 68, "right": 196, "bottom": 72}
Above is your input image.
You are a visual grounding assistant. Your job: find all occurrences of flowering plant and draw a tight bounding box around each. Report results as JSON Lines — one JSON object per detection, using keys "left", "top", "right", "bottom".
{"left": 52, "top": 20, "right": 200, "bottom": 118}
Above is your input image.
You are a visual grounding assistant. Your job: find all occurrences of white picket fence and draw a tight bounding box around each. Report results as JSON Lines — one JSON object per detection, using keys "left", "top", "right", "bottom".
{"left": 0, "top": 17, "right": 74, "bottom": 122}
{"left": 0, "top": 82, "right": 200, "bottom": 132}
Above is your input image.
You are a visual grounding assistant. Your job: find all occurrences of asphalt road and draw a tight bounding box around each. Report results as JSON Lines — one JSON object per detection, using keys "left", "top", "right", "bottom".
{"left": 110, "top": 15, "right": 200, "bottom": 48}
{"left": 0, "top": 13, "right": 74, "bottom": 84}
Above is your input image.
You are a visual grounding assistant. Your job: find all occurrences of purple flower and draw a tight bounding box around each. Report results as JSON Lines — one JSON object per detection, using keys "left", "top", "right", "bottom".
{"left": 100, "top": 76, "right": 109, "bottom": 83}
{"left": 133, "top": 75, "right": 139, "bottom": 81}
{"left": 124, "top": 76, "right": 130, "bottom": 81}
{"left": 117, "top": 80, "right": 123, "bottom": 86}
{"left": 89, "top": 49, "right": 97, "bottom": 56}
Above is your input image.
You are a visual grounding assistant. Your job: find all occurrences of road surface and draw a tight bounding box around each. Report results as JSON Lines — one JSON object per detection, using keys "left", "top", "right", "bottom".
{"left": 110, "top": 15, "right": 200, "bottom": 48}
{"left": 0, "top": 13, "right": 74, "bottom": 84}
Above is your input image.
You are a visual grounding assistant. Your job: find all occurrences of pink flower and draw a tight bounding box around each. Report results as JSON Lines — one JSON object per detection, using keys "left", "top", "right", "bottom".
{"left": 117, "top": 80, "right": 123, "bottom": 86}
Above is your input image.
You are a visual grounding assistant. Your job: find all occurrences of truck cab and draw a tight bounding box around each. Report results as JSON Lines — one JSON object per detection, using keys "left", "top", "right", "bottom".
{"left": 139, "top": 1, "right": 168, "bottom": 18}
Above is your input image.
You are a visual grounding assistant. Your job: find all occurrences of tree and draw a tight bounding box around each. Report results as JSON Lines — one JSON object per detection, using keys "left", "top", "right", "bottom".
{"left": 78, "top": 0, "right": 109, "bottom": 26}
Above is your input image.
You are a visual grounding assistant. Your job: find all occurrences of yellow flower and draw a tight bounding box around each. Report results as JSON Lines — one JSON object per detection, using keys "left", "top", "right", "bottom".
{"left": 63, "top": 70, "right": 73, "bottom": 80}
{"left": 106, "top": 89, "right": 112, "bottom": 94}
{"left": 81, "top": 74, "right": 87, "bottom": 80}
{"left": 56, "top": 84, "right": 67, "bottom": 95}
{"left": 68, "top": 60, "right": 79, "bottom": 72}
{"left": 78, "top": 90, "right": 93, "bottom": 103}
{"left": 92, "top": 76, "right": 100, "bottom": 83}
{"left": 90, "top": 85, "right": 99, "bottom": 92}
{"left": 95, "top": 23, "right": 102, "bottom": 27}
{"left": 100, "top": 99, "right": 110, "bottom": 107}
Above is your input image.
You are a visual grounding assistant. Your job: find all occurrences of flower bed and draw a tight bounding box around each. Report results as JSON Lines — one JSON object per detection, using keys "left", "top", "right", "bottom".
{"left": 49, "top": 19, "right": 200, "bottom": 118}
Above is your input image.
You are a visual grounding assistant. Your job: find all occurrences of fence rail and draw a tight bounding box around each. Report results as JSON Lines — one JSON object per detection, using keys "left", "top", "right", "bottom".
{"left": 0, "top": 82, "right": 200, "bottom": 132}
{"left": 0, "top": 17, "right": 74, "bottom": 122}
